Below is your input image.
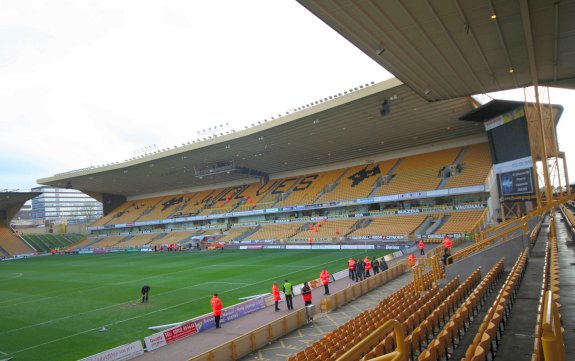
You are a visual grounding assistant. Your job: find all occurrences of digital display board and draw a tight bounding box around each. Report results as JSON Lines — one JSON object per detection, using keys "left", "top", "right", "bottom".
{"left": 498, "top": 168, "right": 534, "bottom": 196}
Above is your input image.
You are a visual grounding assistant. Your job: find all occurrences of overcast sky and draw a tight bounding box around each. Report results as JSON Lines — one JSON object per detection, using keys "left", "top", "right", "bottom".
{"left": 1, "top": 0, "right": 573, "bottom": 191}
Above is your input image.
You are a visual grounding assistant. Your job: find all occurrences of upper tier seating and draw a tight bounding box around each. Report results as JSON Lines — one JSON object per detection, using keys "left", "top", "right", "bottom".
{"left": 377, "top": 147, "right": 462, "bottom": 196}
{"left": 276, "top": 169, "right": 347, "bottom": 207}
{"left": 444, "top": 143, "right": 492, "bottom": 189}
{"left": 320, "top": 159, "right": 398, "bottom": 202}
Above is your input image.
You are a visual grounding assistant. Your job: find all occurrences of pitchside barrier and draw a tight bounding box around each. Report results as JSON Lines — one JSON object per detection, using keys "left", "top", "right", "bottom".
{"left": 80, "top": 246, "right": 415, "bottom": 361}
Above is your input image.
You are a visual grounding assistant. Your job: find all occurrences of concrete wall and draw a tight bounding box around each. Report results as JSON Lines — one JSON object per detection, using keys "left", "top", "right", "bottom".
{"left": 445, "top": 234, "right": 527, "bottom": 282}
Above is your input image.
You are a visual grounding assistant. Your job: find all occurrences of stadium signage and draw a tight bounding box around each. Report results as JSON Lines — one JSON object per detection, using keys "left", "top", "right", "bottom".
{"left": 239, "top": 245, "right": 264, "bottom": 249}
{"left": 484, "top": 107, "right": 525, "bottom": 131}
{"left": 144, "top": 297, "right": 266, "bottom": 352}
{"left": 382, "top": 235, "right": 408, "bottom": 240}
{"left": 396, "top": 209, "right": 421, "bottom": 214}
{"left": 163, "top": 321, "right": 198, "bottom": 343}
{"left": 79, "top": 341, "right": 144, "bottom": 361}
{"left": 454, "top": 204, "right": 484, "bottom": 210}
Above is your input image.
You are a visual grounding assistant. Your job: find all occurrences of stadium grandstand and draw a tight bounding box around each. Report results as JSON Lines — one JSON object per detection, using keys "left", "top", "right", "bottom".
{"left": 2, "top": 1, "right": 575, "bottom": 361}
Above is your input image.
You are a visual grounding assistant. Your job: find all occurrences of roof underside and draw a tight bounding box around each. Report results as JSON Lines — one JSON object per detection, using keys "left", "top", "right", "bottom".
{"left": 297, "top": 0, "right": 575, "bottom": 101}
{"left": 0, "top": 192, "right": 39, "bottom": 212}
{"left": 38, "top": 80, "right": 485, "bottom": 198}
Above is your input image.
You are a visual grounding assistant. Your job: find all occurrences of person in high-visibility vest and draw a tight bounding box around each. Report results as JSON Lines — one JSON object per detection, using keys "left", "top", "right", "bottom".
{"left": 408, "top": 253, "right": 417, "bottom": 268}
{"left": 418, "top": 239, "right": 425, "bottom": 255}
{"left": 283, "top": 279, "right": 293, "bottom": 310}
{"left": 320, "top": 269, "right": 330, "bottom": 295}
{"left": 348, "top": 258, "right": 356, "bottom": 280}
{"left": 272, "top": 282, "right": 281, "bottom": 311}
{"left": 210, "top": 293, "right": 223, "bottom": 328}
{"left": 364, "top": 256, "right": 372, "bottom": 277}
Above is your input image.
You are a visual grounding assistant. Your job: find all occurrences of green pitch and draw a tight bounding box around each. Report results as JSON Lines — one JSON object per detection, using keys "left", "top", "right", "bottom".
{"left": 0, "top": 249, "right": 390, "bottom": 361}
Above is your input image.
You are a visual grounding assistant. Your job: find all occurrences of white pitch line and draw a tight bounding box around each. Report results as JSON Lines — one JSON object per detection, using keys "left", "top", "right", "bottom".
{"left": 0, "top": 272, "right": 23, "bottom": 280}
{"left": 205, "top": 281, "right": 250, "bottom": 286}
{"left": 0, "top": 280, "right": 216, "bottom": 335}
{"left": 6, "top": 254, "right": 352, "bottom": 357}
{"left": 0, "top": 261, "right": 241, "bottom": 308}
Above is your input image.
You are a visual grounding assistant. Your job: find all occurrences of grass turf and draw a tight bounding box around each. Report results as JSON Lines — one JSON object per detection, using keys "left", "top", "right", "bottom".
{"left": 0, "top": 249, "right": 390, "bottom": 361}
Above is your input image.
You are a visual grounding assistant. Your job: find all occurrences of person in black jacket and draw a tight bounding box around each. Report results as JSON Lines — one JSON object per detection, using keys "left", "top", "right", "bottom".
{"left": 141, "top": 285, "right": 151, "bottom": 303}
{"left": 380, "top": 258, "right": 389, "bottom": 272}
{"left": 355, "top": 260, "right": 364, "bottom": 282}
{"left": 372, "top": 257, "right": 380, "bottom": 275}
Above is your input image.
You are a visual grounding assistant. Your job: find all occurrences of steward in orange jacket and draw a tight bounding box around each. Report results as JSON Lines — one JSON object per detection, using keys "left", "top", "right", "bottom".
{"left": 272, "top": 282, "right": 281, "bottom": 311}
{"left": 348, "top": 258, "right": 356, "bottom": 280}
{"left": 320, "top": 269, "right": 330, "bottom": 295}
{"left": 211, "top": 294, "right": 223, "bottom": 328}
{"left": 408, "top": 254, "right": 417, "bottom": 268}
{"left": 443, "top": 236, "right": 453, "bottom": 251}
{"left": 364, "top": 256, "right": 372, "bottom": 277}
{"left": 418, "top": 240, "right": 425, "bottom": 255}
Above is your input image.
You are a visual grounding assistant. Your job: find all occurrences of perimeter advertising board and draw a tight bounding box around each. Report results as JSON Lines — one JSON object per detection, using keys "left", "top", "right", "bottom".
{"left": 144, "top": 296, "right": 266, "bottom": 352}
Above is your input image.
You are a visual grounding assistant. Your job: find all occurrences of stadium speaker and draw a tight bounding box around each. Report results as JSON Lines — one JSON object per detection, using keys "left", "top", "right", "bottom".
{"left": 379, "top": 100, "right": 390, "bottom": 117}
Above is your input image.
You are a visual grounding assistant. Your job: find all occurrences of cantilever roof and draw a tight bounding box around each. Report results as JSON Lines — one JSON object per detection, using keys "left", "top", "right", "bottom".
{"left": 297, "top": 0, "right": 575, "bottom": 101}
{"left": 38, "top": 79, "right": 484, "bottom": 199}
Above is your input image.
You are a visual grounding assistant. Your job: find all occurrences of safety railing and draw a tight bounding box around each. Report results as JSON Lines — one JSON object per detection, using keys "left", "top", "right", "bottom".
{"left": 448, "top": 222, "right": 525, "bottom": 264}
{"left": 411, "top": 264, "right": 425, "bottom": 294}
{"left": 532, "top": 223, "right": 565, "bottom": 361}
{"left": 470, "top": 206, "right": 491, "bottom": 238}
{"left": 336, "top": 319, "right": 407, "bottom": 361}
{"left": 541, "top": 290, "right": 565, "bottom": 361}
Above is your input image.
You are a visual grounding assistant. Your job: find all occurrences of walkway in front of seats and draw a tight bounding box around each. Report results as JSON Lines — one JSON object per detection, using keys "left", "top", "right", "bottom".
{"left": 135, "top": 243, "right": 468, "bottom": 361}
{"left": 555, "top": 210, "right": 575, "bottom": 357}
{"left": 494, "top": 211, "right": 575, "bottom": 360}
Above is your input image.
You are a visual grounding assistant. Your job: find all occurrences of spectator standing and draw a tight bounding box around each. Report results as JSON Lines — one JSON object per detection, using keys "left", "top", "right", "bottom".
{"left": 419, "top": 239, "right": 425, "bottom": 255}
{"left": 141, "top": 285, "right": 151, "bottom": 303}
{"left": 380, "top": 257, "right": 389, "bottom": 272}
{"left": 320, "top": 269, "right": 330, "bottom": 295}
{"left": 355, "top": 260, "right": 364, "bottom": 282}
{"left": 272, "top": 282, "right": 281, "bottom": 311}
{"left": 211, "top": 293, "right": 223, "bottom": 328}
{"left": 283, "top": 279, "right": 294, "bottom": 310}
{"left": 372, "top": 257, "right": 380, "bottom": 275}
{"left": 301, "top": 282, "right": 313, "bottom": 306}
{"left": 348, "top": 258, "right": 356, "bottom": 280}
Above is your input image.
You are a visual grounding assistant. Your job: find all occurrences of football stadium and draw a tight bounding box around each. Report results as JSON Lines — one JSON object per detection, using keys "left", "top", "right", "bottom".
{"left": 1, "top": 1, "right": 575, "bottom": 361}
